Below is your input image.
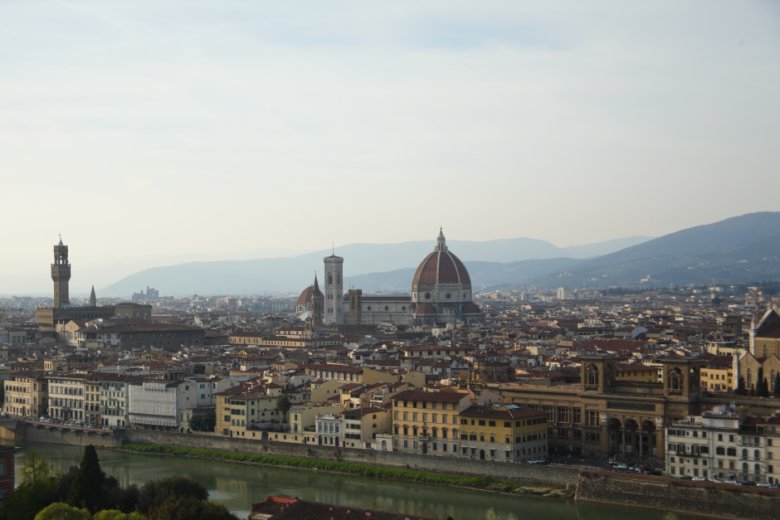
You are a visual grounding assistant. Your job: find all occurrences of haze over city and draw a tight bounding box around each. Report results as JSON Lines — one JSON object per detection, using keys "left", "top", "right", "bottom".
{"left": 2, "top": 1, "right": 779, "bottom": 294}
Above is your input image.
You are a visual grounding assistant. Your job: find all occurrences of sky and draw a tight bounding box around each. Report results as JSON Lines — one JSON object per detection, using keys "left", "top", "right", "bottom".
{"left": 1, "top": 1, "right": 779, "bottom": 295}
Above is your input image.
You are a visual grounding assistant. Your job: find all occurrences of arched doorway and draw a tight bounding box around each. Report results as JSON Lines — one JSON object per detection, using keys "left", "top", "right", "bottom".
{"left": 641, "top": 420, "right": 656, "bottom": 458}
{"left": 607, "top": 418, "right": 622, "bottom": 456}
{"left": 623, "top": 419, "right": 639, "bottom": 456}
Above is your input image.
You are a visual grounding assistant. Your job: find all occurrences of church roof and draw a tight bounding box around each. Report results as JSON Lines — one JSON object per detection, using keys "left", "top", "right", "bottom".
{"left": 411, "top": 229, "right": 471, "bottom": 288}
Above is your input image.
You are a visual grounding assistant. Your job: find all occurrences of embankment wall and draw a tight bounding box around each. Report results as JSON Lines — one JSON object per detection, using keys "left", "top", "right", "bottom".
{"left": 121, "top": 429, "right": 579, "bottom": 488}
{"left": 576, "top": 470, "right": 780, "bottom": 520}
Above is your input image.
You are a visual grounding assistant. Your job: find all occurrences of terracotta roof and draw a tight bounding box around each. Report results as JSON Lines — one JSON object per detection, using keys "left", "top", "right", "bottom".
{"left": 250, "top": 496, "right": 431, "bottom": 519}
{"left": 412, "top": 249, "right": 471, "bottom": 288}
{"left": 297, "top": 285, "right": 322, "bottom": 306}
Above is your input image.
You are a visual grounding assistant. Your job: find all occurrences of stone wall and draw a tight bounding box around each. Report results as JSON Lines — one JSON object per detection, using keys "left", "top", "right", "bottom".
{"left": 20, "top": 422, "right": 120, "bottom": 448}
{"left": 576, "top": 470, "right": 780, "bottom": 520}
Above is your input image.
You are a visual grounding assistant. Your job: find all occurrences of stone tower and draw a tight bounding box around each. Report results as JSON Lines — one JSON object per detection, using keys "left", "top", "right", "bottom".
{"left": 346, "top": 289, "right": 362, "bottom": 326}
{"left": 311, "top": 274, "right": 324, "bottom": 329}
{"left": 51, "top": 237, "right": 71, "bottom": 309}
{"left": 323, "top": 253, "right": 344, "bottom": 325}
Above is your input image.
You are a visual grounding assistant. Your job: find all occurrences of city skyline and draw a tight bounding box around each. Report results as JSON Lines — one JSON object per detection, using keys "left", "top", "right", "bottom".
{"left": 2, "top": 1, "right": 779, "bottom": 293}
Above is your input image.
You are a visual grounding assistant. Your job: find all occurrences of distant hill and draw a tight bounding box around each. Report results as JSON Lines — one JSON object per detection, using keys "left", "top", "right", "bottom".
{"left": 100, "top": 235, "right": 649, "bottom": 296}
{"left": 346, "top": 258, "right": 582, "bottom": 293}
{"left": 533, "top": 212, "right": 780, "bottom": 289}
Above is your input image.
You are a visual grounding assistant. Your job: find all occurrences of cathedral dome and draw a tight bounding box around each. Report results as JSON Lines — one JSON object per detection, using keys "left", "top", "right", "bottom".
{"left": 411, "top": 229, "right": 471, "bottom": 291}
{"left": 297, "top": 283, "right": 323, "bottom": 306}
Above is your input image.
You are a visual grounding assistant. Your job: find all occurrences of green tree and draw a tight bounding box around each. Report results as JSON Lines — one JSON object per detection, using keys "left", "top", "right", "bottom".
{"left": 23, "top": 450, "right": 55, "bottom": 484}
{"left": 190, "top": 411, "right": 216, "bottom": 432}
{"left": 33, "top": 502, "right": 89, "bottom": 520}
{"left": 1, "top": 479, "right": 59, "bottom": 520}
{"left": 276, "top": 393, "right": 292, "bottom": 420}
{"left": 147, "top": 497, "right": 237, "bottom": 520}
{"left": 774, "top": 373, "right": 780, "bottom": 397}
{"left": 1, "top": 451, "right": 59, "bottom": 520}
{"left": 67, "top": 445, "right": 118, "bottom": 512}
{"left": 760, "top": 377, "right": 770, "bottom": 397}
{"left": 736, "top": 375, "right": 746, "bottom": 395}
{"left": 137, "top": 476, "right": 209, "bottom": 515}
{"left": 93, "top": 509, "right": 148, "bottom": 520}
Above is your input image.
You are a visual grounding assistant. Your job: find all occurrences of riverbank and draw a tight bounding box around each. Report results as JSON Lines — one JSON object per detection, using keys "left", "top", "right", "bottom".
{"left": 12, "top": 422, "right": 780, "bottom": 520}
{"left": 120, "top": 443, "right": 571, "bottom": 499}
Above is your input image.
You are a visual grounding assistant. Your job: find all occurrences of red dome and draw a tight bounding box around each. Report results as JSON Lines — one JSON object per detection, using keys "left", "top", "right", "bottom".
{"left": 412, "top": 250, "right": 471, "bottom": 288}
{"left": 297, "top": 284, "right": 323, "bottom": 306}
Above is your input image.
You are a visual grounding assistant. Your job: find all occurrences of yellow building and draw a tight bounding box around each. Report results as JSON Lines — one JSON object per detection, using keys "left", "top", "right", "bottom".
{"left": 701, "top": 355, "right": 734, "bottom": 392}
{"left": 84, "top": 379, "right": 101, "bottom": 427}
{"left": 3, "top": 372, "right": 47, "bottom": 418}
{"left": 493, "top": 355, "right": 706, "bottom": 461}
{"left": 616, "top": 364, "right": 660, "bottom": 383}
{"left": 458, "top": 404, "right": 547, "bottom": 462}
{"left": 391, "top": 389, "right": 470, "bottom": 455}
{"left": 216, "top": 384, "right": 283, "bottom": 439}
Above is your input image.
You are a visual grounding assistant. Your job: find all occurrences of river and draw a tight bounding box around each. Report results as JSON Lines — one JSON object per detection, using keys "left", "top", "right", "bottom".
{"left": 13, "top": 443, "right": 694, "bottom": 520}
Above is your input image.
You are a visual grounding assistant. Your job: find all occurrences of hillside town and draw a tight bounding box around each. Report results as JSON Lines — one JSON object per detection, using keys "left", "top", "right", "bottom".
{"left": 2, "top": 237, "right": 780, "bottom": 489}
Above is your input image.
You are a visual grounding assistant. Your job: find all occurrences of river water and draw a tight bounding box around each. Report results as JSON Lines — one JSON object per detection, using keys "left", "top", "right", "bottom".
{"left": 13, "top": 443, "right": 694, "bottom": 520}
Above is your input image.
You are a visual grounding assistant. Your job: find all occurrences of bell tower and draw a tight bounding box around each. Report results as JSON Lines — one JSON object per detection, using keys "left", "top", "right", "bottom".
{"left": 324, "top": 252, "right": 344, "bottom": 325}
{"left": 51, "top": 236, "right": 71, "bottom": 309}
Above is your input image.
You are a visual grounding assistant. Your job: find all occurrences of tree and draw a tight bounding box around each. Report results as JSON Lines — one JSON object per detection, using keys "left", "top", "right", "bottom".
{"left": 0, "top": 479, "right": 59, "bottom": 520}
{"left": 190, "top": 411, "right": 216, "bottom": 432}
{"left": 277, "top": 393, "right": 292, "bottom": 420}
{"left": 147, "top": 497, "right": 237, "bottom": 520}
{"left": 93, "top": 510, "right": 147, "bottom": 520}
{"left": 774, "top": 373, "right": 780, "bottom": 398}
{"left": 1, "top": 451, "right": 59, "bottom": 520}
{"left": 33, "top": 502, "right": 89, "bottom": 520}
{"left": 137, "top": 476, "right": 209, "bottom": 515}
{"left": 23, "top": 450, "right": 55, "bottom": 485}
{"left": 736, "top": 376, "right": 746, "bottom": 395}
{"left": 760, "top": 377, "right": 771, "bottom": 398}
{"left": 67, "top": 445, "right": 106, "bottom": 511}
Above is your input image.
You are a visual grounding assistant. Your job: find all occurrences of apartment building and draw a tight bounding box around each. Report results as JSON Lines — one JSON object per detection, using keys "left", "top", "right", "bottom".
{"left": 665, "top": 406, "right": 774, "bottom": 483}
{"left": 47, "top": 374, "right": 86, "bottom": 422}
{"left": 3, "top": 372, "right": 47, "bottom": 418}
{"left": 391, "top": 389, "right": 470, "bottom": 455}
{"left": 458, "top": 404, "right": 548, "bottom": 462}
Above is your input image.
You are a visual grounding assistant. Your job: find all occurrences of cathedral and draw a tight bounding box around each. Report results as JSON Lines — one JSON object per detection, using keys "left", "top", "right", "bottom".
{"left": 297, "top": 229, "right": 481, "bottom": 327}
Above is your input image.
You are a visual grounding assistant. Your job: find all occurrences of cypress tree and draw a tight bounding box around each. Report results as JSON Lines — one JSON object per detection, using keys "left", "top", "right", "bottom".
{"left": 760, "top": 377, "right": 770, "bottom": 398}
{"left": 68, "top": 445, "right": 107, "bottom": 512}
{"left": 774, "top": 373, "right": 780, "bottom": 398}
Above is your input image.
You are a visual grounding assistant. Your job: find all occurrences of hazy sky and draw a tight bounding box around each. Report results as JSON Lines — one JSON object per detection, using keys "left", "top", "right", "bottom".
{"left": 2, "top": 1, "right": 779, "bottom": 294}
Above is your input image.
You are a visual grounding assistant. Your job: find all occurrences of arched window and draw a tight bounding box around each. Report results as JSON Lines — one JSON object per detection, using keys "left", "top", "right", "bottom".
{"left": 755, "top": 449, "right": 760, "bottom": 460}
{"left": 585, "top": 364, "right": 599, "bottom": 388}
{"left": 669, "top": 368, "right": 683, "bottom": 392}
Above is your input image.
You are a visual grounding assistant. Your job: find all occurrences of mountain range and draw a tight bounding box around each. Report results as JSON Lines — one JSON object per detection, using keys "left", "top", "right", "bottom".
{"left": 101, "top": 212, "right": 780, "bottom": 296}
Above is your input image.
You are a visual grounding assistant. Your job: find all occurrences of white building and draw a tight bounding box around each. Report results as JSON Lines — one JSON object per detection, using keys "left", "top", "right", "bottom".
{"left": 128, "top": 381, "right": 197, "bottom": 431}
{"left": 47, "top": 374, "right": 86, "bottom": 422}
{"left": 665, "top": 406, "right": 774, "bottom": 483}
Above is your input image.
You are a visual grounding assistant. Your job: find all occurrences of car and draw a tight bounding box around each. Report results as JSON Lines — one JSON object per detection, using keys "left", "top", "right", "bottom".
{"left": 527, "top": 458, "right": 549, "bottom": 464}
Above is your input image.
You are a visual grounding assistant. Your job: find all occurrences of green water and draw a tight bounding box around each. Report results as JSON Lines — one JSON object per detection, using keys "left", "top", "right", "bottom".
{"left": 13, "top": 443, "right": 695, "bottom": 520}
